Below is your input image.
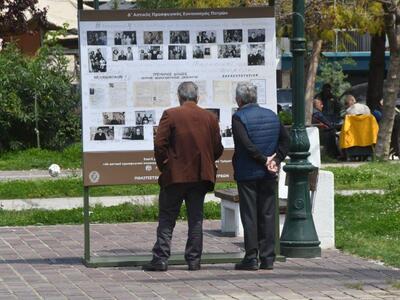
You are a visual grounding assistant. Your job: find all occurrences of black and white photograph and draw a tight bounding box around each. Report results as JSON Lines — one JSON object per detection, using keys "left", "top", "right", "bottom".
{"left": 90, "top": 126, "right": 114, "bottom": 141}
{"left": 218, "top": 45, "right": 241, "bottom": 58}
{"left": 221, "top": 125, "right": 233, "bottom": 137}
{"left": 248, "top": 44, "right": 265, "bottom": 66}
{"left": 248, "top": 29, "right": 265, "bottom": 42}
{"left": 143, "top": 31, "right": 163, "bottom": 44}
{"left": 135, "top": 110, "right": 156, "bottom": 125}
{"left": 87, "top": 31, "right": 107, "bottom": 45}
{"left": 223, "top": 29, "right": 242, "bottom": 43}
{"left": 206, "top": 108, "right": 220, "bottom": 121}
{"left": 193, "top": 45, "right": 211, "bottom": 59}
{"left": 124, "top": 31, "right": 137, "bottom": 45}
{"left": 170, "top": 31, "right": 189, "bottom": 44}
{"left": 122, "top": 126, "right": 144, "bottom": 140}
{"left": 88, "top": 48, "right": 107, "bottom": 73}
{"left": 114, "top": 31, "right": 137, "bottom": 45}
{"left": 102, "top": 112, "right": 125, "bottom": 125}
{"left": 139, "top": 46, "right": 163, "bottom": 60}
{"left": 195, "top": 31, "right": 216, "bottom": 43}
{"left": 168, "top": 46, "right": 187, "bottom": 60}
{"left": 112, "top": 47, "right": 134, "bottom": 61}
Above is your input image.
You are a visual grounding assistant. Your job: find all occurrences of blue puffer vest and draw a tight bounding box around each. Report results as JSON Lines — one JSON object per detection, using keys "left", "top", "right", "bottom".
{"left": 233, "top": 103, "right": 280, "bottom": 182}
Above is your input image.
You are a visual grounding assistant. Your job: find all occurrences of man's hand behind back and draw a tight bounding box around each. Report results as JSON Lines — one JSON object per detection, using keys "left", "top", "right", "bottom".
{"left": 265, "top": 153, "right": 278, "bottom": 174}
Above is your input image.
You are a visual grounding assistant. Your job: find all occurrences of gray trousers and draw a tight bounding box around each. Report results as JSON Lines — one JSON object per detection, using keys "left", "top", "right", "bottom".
{"left": 237, "top": 178, "right": 276, "bottom": 263}
{"left": 152, "top": 182, "right": 208, "bottom": 263}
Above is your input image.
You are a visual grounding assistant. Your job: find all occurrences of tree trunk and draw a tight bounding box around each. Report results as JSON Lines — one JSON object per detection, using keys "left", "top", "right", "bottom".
{"left": 375, "top": 7, "right": 400, "bottom": 160}
{"left": 367, "top": 33, "right": 386, "bottom": 110}
{"left": 305, "top": 39, "right": 323, "bottom": 125}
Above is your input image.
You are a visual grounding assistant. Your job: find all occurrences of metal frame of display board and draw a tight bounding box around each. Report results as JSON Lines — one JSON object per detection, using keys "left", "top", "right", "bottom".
{"left": 78, "top": 1, "right": 284, "bottom": 268}
{"left": 82, "top": 186, "right": 284, "bottom": 268}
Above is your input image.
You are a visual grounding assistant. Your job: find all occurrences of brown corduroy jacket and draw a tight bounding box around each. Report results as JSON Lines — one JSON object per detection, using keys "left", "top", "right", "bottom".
{"left": 154, "top": 101, "right": 224, "bottom": 189}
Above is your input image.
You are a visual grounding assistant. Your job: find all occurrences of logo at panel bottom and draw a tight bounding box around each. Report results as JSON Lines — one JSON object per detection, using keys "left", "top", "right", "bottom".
{"left": 89, "top": 171, "right": 100, "bottom": 183}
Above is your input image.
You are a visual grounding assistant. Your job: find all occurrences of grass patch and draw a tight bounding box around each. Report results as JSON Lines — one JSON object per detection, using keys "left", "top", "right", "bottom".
{"left": 392, "top": 281, "right": 400, "bottom": 289}
{"left": 0, "top": 201, "right": 221, "bottom": 226}
{"left": 0, "top": 178, "right": 237, "bottom": 199}
{"left": 325, "top": 162, "right": 400, "bottom": 190}
{"left": 335, "top": 189, "right": 400, "bottom": 268}
{"left": 386, "top": 279, "right": 400, "bottom": 289}
{"left": 344, "top": 282, "right": 364, "bottom": 290}
{"left": 0, "top": 143, "right": 81, "bottom": 170}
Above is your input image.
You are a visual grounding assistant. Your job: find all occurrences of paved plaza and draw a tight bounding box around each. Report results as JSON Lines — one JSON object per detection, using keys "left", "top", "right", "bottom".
{"left": 0, "top": 220, "right": 399, "bottom": 299}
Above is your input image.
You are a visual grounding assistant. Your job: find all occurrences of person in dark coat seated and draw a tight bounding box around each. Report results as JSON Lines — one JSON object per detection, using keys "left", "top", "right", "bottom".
{"left": 312, "top": 97, "right": 339, "bottom": 158}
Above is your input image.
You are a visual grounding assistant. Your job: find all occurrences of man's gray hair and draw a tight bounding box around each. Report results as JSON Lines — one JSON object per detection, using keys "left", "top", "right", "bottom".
{"left": 236, "top": 82, "right": 257, "bottom": 104}
{"left": 177, "top": 81, "right": 198, "bottom": 102}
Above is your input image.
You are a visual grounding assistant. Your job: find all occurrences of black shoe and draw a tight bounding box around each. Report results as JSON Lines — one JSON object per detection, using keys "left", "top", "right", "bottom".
{"left": 142, "top": 260, "right": 168, "bottom": 271}
{"left": 259, "top": 259, "right": 274, "bottom": 270}
{"left": 188, "top": 261, "right": 201, "bottom": 271}
{"left": 235, "top": 258, "right": 258, "bottom": 271}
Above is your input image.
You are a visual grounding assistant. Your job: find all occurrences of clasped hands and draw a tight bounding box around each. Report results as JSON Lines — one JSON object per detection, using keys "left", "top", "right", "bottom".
{"left": 265, "top": 153, "right": 278, "bottom": 174}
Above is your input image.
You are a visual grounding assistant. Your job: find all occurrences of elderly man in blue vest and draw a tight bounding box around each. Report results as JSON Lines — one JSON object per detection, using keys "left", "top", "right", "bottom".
{"left": 232, "top": 82, "right": 290, "bottom": 271}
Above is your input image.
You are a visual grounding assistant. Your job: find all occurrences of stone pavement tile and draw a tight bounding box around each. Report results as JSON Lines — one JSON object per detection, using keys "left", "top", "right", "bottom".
{"left": 341, "top": 288, "right": 385, "bottom": 298}
{"left": 249, "top": 291, "right": 284, "bottom": 299}
{"left": 12, "top": 296, "right": 40, "bottom": 300}
{"left": 132, "top": 291, "right": 160, "bottom": 299}
{"left": 114, "top": 294, "right": 140, "bottom": 300}
{"left": 321, "top": 289, "right": 357, "bottom": 299}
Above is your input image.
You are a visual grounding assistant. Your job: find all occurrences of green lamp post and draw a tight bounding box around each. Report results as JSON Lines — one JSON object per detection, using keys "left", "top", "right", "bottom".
{"left": 279, "top": 0, "right": 321, "bottom": 258}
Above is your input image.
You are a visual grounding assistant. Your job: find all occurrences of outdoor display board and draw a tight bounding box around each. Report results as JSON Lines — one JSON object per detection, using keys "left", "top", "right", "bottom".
{"left": 79, "top": 7, "right": 276, "bottom": 186}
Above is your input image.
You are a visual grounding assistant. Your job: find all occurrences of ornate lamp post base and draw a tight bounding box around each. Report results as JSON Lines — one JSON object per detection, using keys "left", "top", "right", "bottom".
{"left": 280, "top": 130, "right": 321, "bottom": 257}
{"left": 280, "top": 246, "right": 321, "bottom": 258}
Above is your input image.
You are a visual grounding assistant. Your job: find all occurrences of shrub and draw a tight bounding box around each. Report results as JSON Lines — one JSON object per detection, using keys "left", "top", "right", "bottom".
{"left": 278, "top": 110, "right": 293, "bottom": 125}
{"left": 0, "top": 41, "right": 80, "bottom": 151}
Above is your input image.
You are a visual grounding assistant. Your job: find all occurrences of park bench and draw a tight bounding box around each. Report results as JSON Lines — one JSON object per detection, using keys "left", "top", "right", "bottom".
{"left": 214, "top": 127, "right": 335, "bottom": 249}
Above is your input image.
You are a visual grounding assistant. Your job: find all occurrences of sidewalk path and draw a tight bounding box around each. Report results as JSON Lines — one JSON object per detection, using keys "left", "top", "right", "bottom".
{"left": 0, "top": 221, "right": 399, "bottom": 299}
{"left": 0, "top": 169, "right": 81, "bottom": 181}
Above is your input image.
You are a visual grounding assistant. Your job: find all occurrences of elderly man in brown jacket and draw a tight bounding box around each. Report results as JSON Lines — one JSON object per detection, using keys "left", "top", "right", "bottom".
{"left": 143, "top": 81, "right": 224, "bottom": 272}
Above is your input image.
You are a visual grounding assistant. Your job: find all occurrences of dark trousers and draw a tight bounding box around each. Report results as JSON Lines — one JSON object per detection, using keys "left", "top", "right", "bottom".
{"left": 237, "top": 178, "right": 276, "bottom": 263}
{"left": 152, "top": 182, "right": 208, "bottom": 263}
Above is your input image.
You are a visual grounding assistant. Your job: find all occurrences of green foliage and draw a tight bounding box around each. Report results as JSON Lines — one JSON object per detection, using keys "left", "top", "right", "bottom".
{"left": 316, "top": 58, "right": 355, "bottom": 98}
{"left": 0, "top": 143, "right": 82, "bottom": 170}
{"left": 278, "top": 110, "right": 292, "bottom": 125}
{"left": 0, "top": 32, "right": 80, "bottom": 151}
{"left": 178, "top": 0, "right": 244, "bottom": 7}
{"left": 135, "top": 0, "right": 180, "bottom": 8}
{"left": 335, "top": 189, "right": 400, "bottom": 267}
{"left": 136, "top": 0, "right": 265, "bottom": 9}
{"left": 0, "top": 0, "right": 46, "bottom": 35}
{"left": 277, "top": 1, "right": 384, "bottom": 53}
{"left": 0, "top": 202, "right": 221, "bottom": 226}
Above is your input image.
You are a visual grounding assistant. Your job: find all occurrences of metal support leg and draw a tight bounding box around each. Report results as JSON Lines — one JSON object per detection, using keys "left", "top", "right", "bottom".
{"left": 83, "top": 186, "right": 90, "bottom": 265}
